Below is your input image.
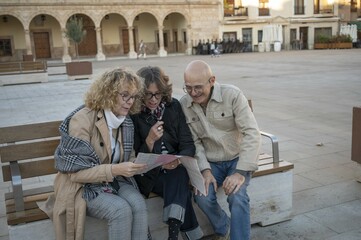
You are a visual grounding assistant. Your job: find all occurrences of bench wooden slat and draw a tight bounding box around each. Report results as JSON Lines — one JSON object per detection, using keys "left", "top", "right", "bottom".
{"left": 5, "top": 185, "right": 54, "bottom": 200}
{"left": 0, "top": 139, "right": 60, "bottom": 163}
{"left": 6, "top": 192, "right": 53, "bottom": 213}
{"left": 0, "top": 61, "right": 47, "bottom": 74}
{"left": 7, "top": 208, "right": 49, "bottom": 225}
{"left": 253, "top": 161, "right": 294, "bottom": 177}
{"left": 2, "top": 158, "right": 57, "bottom": 181}
{"left": 0, "top": 121, "right": 61, "bottom": 144}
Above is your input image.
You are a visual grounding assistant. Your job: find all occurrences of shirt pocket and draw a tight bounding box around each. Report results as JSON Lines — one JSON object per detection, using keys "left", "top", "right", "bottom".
{"left": 211, "top": 110, "right": 235, "bottom": 131}
{"left": 186, "top": 114, "right": 206, "bottom": 138}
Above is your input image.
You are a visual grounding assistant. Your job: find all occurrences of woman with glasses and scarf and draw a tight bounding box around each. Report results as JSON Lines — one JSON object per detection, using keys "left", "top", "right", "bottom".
{"left": 131, "top": 66, "right": 203, "bottom": 240}
{"left": 41, "top": 67, "right": 150, "bottom": 240}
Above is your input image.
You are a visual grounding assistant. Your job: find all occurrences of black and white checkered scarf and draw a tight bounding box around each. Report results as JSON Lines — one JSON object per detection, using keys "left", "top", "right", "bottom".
{"left": 54, "top": 105, "right": 135, "bottom": 200}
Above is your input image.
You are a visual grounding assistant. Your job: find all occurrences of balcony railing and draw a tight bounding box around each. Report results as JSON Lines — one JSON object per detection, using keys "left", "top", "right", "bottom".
{"left": 294, "top": 6, "right": 305, "bottom": 15}
{"left": 259, "top": 8, "right": 270, "bottom": 16}
{"left": 235, "top": 7, "right": 248, "bottom": 16}
{"left": 224, "top": 6, "right": 248, "bottom": 17}
{"left": 314, "top": 5, "right": 334, "bottom": 14}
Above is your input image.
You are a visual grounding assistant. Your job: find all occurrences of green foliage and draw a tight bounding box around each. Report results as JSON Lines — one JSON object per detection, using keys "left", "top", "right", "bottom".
{"left": 315, "top": 34, "right": 352, "bottom": 44}
{"left": 331, "top": 34, "right": 352, "bottom": 43}
{"left": 315, "top": 35, "right": 331, "bottom": 43}
{"left": 65, "top": 16, "right": 87, "bottom": 60}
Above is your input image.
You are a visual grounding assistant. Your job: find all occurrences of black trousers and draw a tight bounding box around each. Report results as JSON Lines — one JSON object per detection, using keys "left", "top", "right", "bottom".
{"left": 152, "top": 165, "right": 200, "bottom": 232}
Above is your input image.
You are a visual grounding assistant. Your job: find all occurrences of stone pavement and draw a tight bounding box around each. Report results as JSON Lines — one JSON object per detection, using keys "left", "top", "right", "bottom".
{"left": 1, "top": 49, "right": 361, "bottom": 239}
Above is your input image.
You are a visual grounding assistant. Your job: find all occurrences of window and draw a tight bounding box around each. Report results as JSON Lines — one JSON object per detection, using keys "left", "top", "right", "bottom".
{"left": 223, "top": 32, "right": 237, "bottom": 42}
{"left": 242, "top": 28, "right": 252, "bottom": 52}
{"left": 156, "top": 32, "right": 168, "bottom": 48}
{"left": 351, "top": 0, "right": 357, "bottom": 12}
{"left": 183, "top": 31, "right": 187, "bottom": 44}
{"left": 258, "top": 30, "right": 263, "bottom": 43}
{"left": 259, "top": 0, "right": 270, "bottom": 16}
{"left": 314, "top": 0, "right": 333, "bottom": 14}
{"left": 224, "top": 0, "right": 246, "bottom": 17}
{"left": 294, "top": 0, "right": 305, "bottom": 15}
{"left": 314, "top": 27, "right": 332, "bottom": 39}
{"left": 0, "top": 39, "right": 12, "bottom": 56}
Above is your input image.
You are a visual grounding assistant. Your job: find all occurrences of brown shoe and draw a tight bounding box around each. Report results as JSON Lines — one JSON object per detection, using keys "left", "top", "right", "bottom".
{"left": 214, "top": 227, "right": 230, "bottom": 240}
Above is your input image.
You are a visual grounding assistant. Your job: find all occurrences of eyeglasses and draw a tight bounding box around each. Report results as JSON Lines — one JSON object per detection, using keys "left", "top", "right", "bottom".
{"left": 118, "top": 92, "right": 138, "bottom": 103}
{"left": 144, "top": 92, "right": 162, "bottom": 100}
{"left": 183, "top": 77, "right": 212, "bottom": 94}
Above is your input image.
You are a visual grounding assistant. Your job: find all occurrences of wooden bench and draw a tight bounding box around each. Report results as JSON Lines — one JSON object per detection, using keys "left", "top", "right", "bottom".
{"left": 0, "top": 61, "right": 48, "bottom": 86}
{"left": 0, "top": 116, "right": 293, "bottom": 239}
{"left": 0, "top": 61, "right": 47, "bottom": 74}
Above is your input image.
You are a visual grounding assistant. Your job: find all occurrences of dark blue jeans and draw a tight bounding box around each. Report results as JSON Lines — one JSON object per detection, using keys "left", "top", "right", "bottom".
{"left": 194, "top": 158, "right": 251, "bottom": 240}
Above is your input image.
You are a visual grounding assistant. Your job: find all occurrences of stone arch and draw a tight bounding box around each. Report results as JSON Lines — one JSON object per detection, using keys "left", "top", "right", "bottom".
{"left": 163, "top": 12, "right": 189, "bottom": 53}
{"left": 0, "top": 13, "right": 25, "bottom": 29}
{"left": 0, "top": 14, "right": 26, "bottom": 61}
{"left": 163, "top": 9, "right": 190, "bottom": 24}
{"left": 103, "top": 11, "right": 130, "bottom": 27}
{"left": 28, "top": 14, "right": 62, "bottom": 59}
{"left": 132, "top": 10, "right": 160, "bottom": 26}
{"left": 100, "top": 13, "right": 132, "bottom": 56}
{"left": 132, "top": 12, "right": 159, "bottom": 55}
{"left": 65, "top": 13, "right": 97, "bottom": 58}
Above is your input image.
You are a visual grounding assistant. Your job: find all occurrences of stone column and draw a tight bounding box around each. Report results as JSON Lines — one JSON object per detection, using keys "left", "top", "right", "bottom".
{"left": 95, "top": 27, "right": 106, "bottom": 61}
{"left": 186, "top": 25, "right": 192, "bottom": 55}
{"left": 24, "top": 29, "right": 33, "bottom": 56}
{"left": 158, "top": 25, "right": 167, "bottom": 57}
{"left": 61, "top": 28, "right": 71, "bottom": 63}
{"left": 283, "top": 25, "right": 290, "bottom": 51}
{"left": 128, "top": 26, "right": 137, "bottom": 59}
{"left": 308, "top": 26, "right": 314, "bottom": 50}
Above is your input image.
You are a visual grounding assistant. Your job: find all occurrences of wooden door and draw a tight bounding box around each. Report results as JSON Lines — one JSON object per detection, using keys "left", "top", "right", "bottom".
{"left": 173, "top": 31, "right": 178, "bottom": 52}
{"left": 78, "top": 26, "right": 97, "bottom": 56}
{"left": 300, "top": 27, "right": 308, "bottom": 50}
{"left": 33, "top": 32, "right": 51, "bottom": 59}
{"left": 121, "top": 28, "right": 136, "bottom": 55}
{"left": 122, "top": 29, "right": 129, "bottom": 54}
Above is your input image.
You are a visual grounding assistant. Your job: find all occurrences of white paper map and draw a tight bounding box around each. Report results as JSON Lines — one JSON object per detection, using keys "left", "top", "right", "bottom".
{"left": 134, "top": 153, "right": 206, "bottom": 195}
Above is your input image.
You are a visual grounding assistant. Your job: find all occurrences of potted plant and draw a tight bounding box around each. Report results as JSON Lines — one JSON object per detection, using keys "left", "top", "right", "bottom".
{"left": 314, "top": 35, "right": 331, "bottom": 49}
{"left": 64, "top": 16, "right": 92, "bottom": 79}
{"left": 329, "top": 34, "right": 353, "bottom": 49}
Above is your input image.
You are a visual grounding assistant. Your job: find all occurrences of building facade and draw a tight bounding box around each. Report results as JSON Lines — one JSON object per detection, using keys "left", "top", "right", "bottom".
{"left": 0, "top": 0, "right": 360, "bottom": 62}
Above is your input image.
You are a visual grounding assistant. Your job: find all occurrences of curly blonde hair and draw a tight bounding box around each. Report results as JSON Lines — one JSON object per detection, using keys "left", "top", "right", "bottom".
{"left": 84, "top": 67, "right": 143, "bottom": 115}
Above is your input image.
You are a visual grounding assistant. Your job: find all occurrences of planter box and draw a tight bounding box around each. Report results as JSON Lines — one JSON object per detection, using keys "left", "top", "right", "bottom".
{"left": 314, "top": 43, "right": 330, "bottom": 49}
{"left": 23, "top": 55, "right": 34, "bottom": 61}
{"left": 66, "top": 61, "right": 92, "bottom": 80}
{"left": 337, "top": 42, "right": 352, "bottom": 49}
{"left": 314, "top": 42, "right": 352, "bottom": 49}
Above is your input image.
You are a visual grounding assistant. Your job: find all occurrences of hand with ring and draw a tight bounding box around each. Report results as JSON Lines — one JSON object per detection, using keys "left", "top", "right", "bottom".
{"left": 162, "top": 159, "right": 179, "bottom": 170}
{"left": 145, "top": 121, "right": 164, "bottom": 149}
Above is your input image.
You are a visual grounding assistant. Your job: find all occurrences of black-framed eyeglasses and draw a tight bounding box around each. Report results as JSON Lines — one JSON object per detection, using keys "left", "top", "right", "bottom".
{"left": 144, "top": 92, "right": 162, "bottom": 100}
{"left": 118, "top": 92, "right": 138, "bottom": 103}
{"left": 183, "top": 77, "right": 212, "bottom": 94}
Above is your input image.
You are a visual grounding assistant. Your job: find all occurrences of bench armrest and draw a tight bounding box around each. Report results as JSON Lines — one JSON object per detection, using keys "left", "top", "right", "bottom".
{"left": 260, "top": 131, "right": 279, "bottom": 163}
{"left": 10, "top": 161, "right": 25, "bottom": 211}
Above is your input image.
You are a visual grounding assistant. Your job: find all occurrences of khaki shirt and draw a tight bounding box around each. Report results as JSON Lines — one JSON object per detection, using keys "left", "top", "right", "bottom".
{"left": 180, "top": 83, "right": 261, "bottom": 172}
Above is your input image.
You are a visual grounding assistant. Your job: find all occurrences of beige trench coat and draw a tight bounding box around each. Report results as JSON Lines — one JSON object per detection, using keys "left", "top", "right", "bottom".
{"left": 40, "top": 108, "right": 117, "bottom": 240}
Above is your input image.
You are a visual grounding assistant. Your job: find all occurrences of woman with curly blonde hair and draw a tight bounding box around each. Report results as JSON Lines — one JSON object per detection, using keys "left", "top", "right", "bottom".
{"left": 43, "top": 67, "right": 150, "bottom": 240}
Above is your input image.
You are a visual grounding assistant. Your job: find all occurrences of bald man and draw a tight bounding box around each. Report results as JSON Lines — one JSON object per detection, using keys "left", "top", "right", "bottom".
{"left": 179, "top": 60, "right": 261, "bottom": 240}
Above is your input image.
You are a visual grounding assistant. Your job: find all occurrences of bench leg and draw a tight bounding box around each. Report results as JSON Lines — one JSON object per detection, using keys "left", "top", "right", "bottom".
{"left": 10, "top": 162, "right": 25, "bottom": 211}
